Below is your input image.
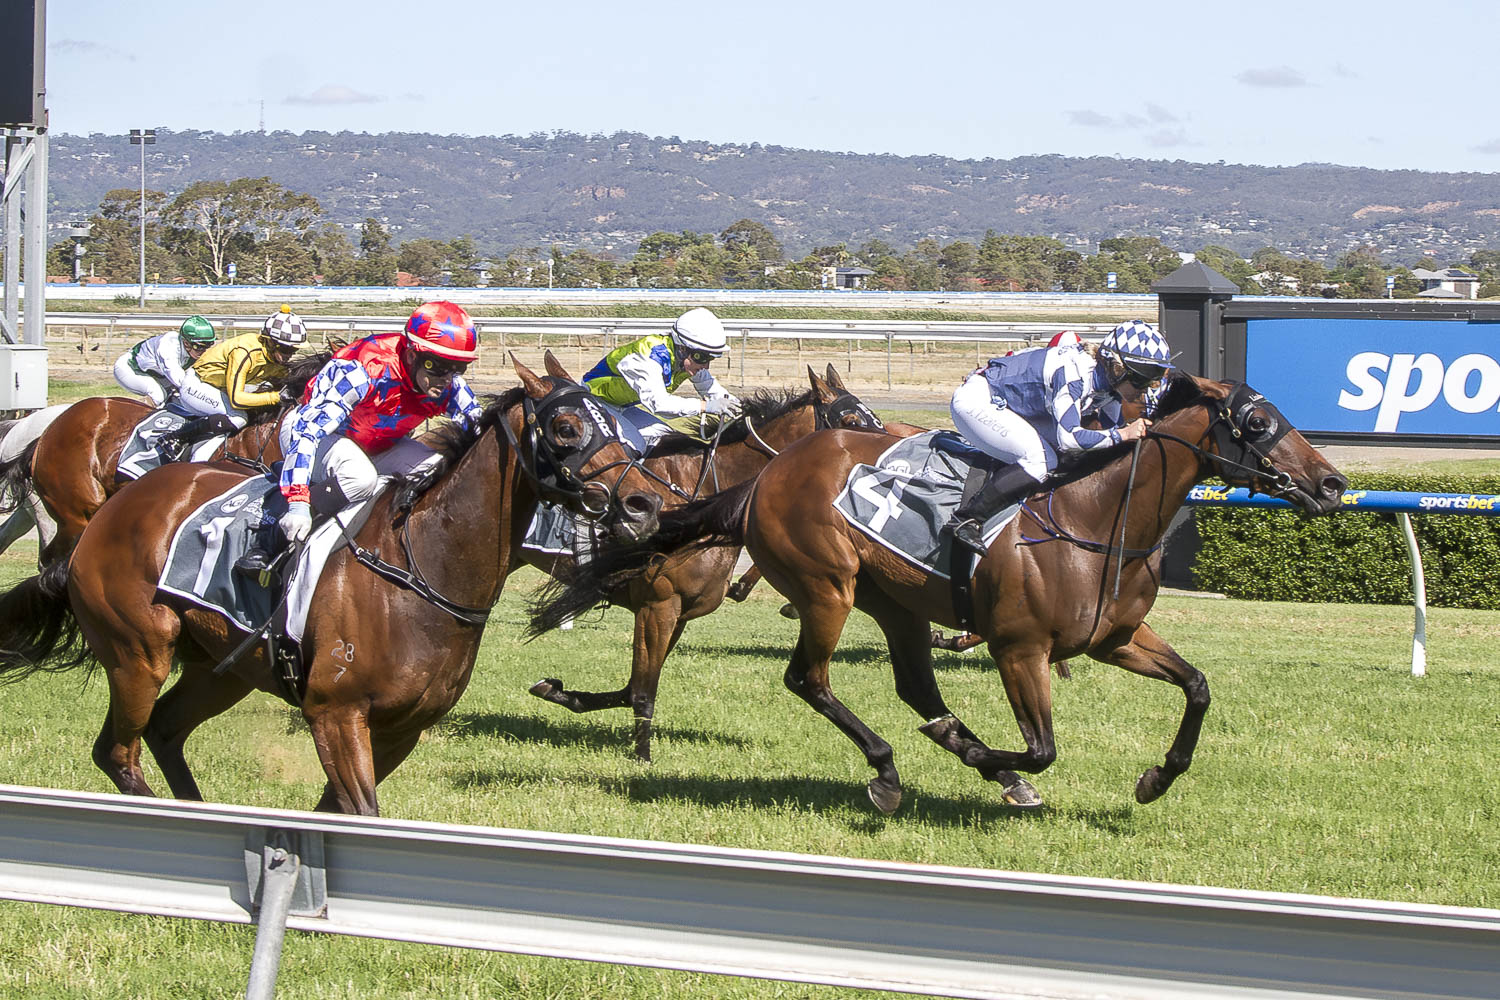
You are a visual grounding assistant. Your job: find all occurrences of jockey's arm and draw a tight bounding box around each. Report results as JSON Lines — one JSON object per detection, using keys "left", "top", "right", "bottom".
{"left": 615, "top": 350, "right": 706, "bottom": 417}
{"left": 224, "top": 345, "right": 282, "bottom": 410}
{"left": 1048, "top": 360, "right": 1121, "bottom": 457}
{"left": 686, "top": 367, "right": 734, "bottom": 405}
{"left": 444, "top": 376, "right": 484, "bottom": 430}
{"left": 279, "top": 358, "right": 370, "bottom": 505}
{"left": 155, "top": 332, "right": 192, "bottom": 388}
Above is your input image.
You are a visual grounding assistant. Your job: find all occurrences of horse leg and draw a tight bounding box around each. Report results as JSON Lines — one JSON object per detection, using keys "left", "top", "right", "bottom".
{"left": 858, "top": 583, "right": 1041, "bottom": 808}
{"left": 306, "top": 708, "right": 380, "bottom": 815}
{"left": 783, "top": 587, "right": 903, "bottom": 815}
{"left": 89, "top": 645, "right": 176, "bottom": 797}
{"left": 144, "top": 664, "right": 255, "bottom": 801}
{"left": 1092, "top": 622, "right": 1211, "bottom": 804}
{"left": 725, "top": 564, "right": 762, "bottom": 602}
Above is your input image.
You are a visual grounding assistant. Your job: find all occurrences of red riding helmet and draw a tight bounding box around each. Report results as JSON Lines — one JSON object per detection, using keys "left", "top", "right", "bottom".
{"left": 404, "top": 301, "right": 479, "bottom": 362}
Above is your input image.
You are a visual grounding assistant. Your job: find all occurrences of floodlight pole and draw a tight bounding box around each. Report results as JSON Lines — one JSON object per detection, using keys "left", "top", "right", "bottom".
{"left": 130, "top": 128, "right": 155, "bottom": 307}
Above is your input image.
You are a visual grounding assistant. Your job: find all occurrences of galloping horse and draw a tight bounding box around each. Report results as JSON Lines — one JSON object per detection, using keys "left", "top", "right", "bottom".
{"left": 0, "top": 352, "right": 329, "bottom": 582}
{"left": 526, "top": 364, "right": 897, "bottom": 761}
{"left": 0, "top": 355, "right": 664, "bottom": 815}
{"left": 532, "top": 374, "right": 1347, "bottom": 812}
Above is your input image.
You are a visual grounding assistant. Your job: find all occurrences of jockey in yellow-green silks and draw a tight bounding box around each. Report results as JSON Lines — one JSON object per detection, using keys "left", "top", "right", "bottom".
{"left": 582, "top": 307, "right": 743, "bottom": 454}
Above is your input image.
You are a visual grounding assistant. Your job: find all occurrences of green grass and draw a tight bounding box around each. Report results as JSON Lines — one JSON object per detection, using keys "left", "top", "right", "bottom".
{"left": 1, "top": 527, "right": 1498, "bottom": 997}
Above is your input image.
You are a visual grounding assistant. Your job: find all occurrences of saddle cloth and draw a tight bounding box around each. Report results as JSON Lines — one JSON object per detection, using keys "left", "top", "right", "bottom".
{"left": 522, "top": 501, "right": 602, "bottom": 560}
{"left": 156, "top": 474, "right": 376, "bottom": 641}
{"left": 117, "top": 408, "right": 228, "bottom": 481}
{"left": 832, "top": 430, "right": 1020, "bottom": 580}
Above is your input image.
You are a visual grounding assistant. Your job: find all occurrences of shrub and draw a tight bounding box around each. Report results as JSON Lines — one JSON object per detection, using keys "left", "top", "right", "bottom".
{"left": 1191, "top": 473, "right": 1500, "bottom": 609}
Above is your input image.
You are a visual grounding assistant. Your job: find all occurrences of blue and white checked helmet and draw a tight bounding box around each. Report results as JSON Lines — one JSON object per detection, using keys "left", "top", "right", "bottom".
{"left": 1099, "top": 320, "right": 1173, "bottom": 387}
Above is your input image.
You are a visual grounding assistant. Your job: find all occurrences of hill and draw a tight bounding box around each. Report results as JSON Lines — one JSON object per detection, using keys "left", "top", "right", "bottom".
{"left": 46, "top": 129, "right": 1500, "bottom": 262}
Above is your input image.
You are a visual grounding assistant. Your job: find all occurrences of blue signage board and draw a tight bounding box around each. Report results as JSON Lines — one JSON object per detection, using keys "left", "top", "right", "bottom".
{"left": 1187, "top": 483, "right": 1500, "bottom": 515}
{"left": 1244, "top": 317, "right": 1500, "bottom": 438}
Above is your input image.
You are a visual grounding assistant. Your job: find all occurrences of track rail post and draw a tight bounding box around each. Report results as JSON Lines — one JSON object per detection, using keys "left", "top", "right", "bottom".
{"left": 243, "top": 827, "right": 326, "bottom": 1000}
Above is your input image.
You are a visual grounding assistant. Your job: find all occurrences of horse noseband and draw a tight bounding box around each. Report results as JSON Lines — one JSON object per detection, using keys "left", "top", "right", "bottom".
{"left": 1210, "top": 384, "right": 1295, "bottom": 492}
{"left": 820, "top": 393, "right": 884, "bottom": 431}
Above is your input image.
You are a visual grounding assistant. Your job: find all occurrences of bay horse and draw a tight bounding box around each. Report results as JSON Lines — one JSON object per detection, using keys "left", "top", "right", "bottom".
{"left": 0, "top": 352, "right": 330, "bottom": 584}
{"left": 531, "top": 374, "right": 1347, "bottom": 813}
{"left": 525, "top": 364, "right": 900, "bottom": 761}
{"left": 0, "top": 354, "right": 664, "bottom": 815}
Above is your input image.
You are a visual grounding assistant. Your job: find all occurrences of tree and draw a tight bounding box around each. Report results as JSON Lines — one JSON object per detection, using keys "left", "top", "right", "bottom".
{"left": 163, "top": 177, "right": 320, "bottom": 283}
{"left": 397, "top": 238, "right": 452, "bottom": 286}
{"left": 356, "top": 218, "right": 398, "bottom": 286}
{"left": 719, "top": 219, "right": 783, "bottom": 262}
{"left": 81, "top": 188, "right": 173, "bottom": 283}
{"left": 310, "top": 224, "right": 358, "bottom": 285}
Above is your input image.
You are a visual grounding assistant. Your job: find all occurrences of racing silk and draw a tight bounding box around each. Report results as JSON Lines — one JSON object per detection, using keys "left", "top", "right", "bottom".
{"left": 279, "top": 332, "right": 482, "bottom": 504}
{"left": 582, "top": 333, "right": 731, "bottom": 418}
{"left": 191, "top": 331, "right": 288, "bottom": 410}
{"left": 982, "top": 343, "right": 1130, "bottom": 468}
{"left": 127, "top": 331, "right": 195, "bottom": 387}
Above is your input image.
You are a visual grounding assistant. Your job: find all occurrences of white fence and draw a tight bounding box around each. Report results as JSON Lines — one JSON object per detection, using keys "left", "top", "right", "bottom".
{"left": 3, "top": 784, "right": 1499, "bottom": 1000}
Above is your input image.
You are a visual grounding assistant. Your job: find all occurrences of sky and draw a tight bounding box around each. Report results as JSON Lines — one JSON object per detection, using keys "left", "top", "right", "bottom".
{"left": 40, "top": 0, "right": 1500, "bottom": 174}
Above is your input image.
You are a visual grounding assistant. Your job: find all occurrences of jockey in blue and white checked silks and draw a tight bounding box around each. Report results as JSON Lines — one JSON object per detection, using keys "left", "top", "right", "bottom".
{"left": 944, "top": 319, "right": 1172, "bottom": 554}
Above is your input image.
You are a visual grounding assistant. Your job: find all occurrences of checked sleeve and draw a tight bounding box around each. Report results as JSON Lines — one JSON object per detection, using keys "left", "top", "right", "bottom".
{"left": 279, "top": 358, "right": 371, "bottom": 504}
{"left": 1048, "top": 361, "right": 1120, "bottom": 456}
{"left": 446, "top": 376, "right": 483, "bottom": 430}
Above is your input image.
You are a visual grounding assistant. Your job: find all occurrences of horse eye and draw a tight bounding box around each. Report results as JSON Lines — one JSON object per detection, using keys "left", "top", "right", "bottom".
{"left": 1246, "top": 413, "right": 1270, "bottom": 435}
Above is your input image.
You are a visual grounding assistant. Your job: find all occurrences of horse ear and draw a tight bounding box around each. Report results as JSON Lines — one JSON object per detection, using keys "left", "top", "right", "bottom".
{"left": 512, "top": 352, "right": 549, "bottom": 398}
{"left": 542, "top": 350, "right": 574, "bottom": 382}
{"left": 808, "top": 365, "right": 837, "bottom": 404}
{"left": 824, "top": 364, "right": 847, "bottom": 392}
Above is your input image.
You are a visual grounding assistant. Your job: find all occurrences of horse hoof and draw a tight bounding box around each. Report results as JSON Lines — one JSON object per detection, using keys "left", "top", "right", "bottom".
{"left": 779, "top": 603, "right": 799, "bottom": 620}
{"left": 866, "top": 777, "right": 902, "bottom": 815}
{"left": 528, "top": 678, "right": 563, "bottom": 700}
{"left": 1000, "top": 779, "right": 1043, "bottom": 809}
{"left": 1135, "top": 766, "right": 1171, "bottom": 804}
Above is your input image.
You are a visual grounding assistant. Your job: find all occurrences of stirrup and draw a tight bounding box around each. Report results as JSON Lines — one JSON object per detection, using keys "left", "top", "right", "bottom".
{"left": 233, "top": 548, "right": 276, "bottom": 576}
{"left": 951, "top": 518, "right": 989, "bottom": 557}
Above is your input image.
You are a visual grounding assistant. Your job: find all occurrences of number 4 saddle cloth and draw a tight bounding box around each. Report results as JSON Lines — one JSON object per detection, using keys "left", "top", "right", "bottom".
{"left": 832, "top": 430, "right": 1021, "bottom": 580}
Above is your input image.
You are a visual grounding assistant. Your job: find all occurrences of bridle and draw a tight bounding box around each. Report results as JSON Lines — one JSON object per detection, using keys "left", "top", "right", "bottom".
{"left": 1147, "top": 382, "right": 1298, "bottom": 497}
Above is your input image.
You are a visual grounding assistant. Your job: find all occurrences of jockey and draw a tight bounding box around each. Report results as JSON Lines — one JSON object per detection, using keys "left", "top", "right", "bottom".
{"left": 946, "top": 319, "right": 1173, "bottom": 555}
{"left": 582, "top": 307, "right": 742, "bottom": 453}
{"left": 112, "top": 315, "right": 217, "bottom": 406}
{"left": 160, "top": 305, "right": 307, "bottom": 456}
{"left": 235, "top": 300, "right": 483, "bottom": 574}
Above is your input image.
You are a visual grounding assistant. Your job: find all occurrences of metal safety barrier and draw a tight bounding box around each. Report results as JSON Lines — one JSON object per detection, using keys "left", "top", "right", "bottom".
{"left": 3, "top": 784, "right": 1500, "bottom": 1000}
{"left": 1186, "top": 487, "right": 1500, "bottom": 677}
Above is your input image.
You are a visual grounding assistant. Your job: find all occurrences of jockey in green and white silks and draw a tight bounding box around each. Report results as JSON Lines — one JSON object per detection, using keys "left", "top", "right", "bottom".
{"left": 582, "top": 307, "right": 743, "bottom": 453}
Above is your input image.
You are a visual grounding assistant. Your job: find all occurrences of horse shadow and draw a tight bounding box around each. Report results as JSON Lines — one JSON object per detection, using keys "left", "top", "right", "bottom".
{"left": 695, "top": 641, "right": 996, "bottom": 673}
{"left": 441, "top": 710, "right": 751, "bottom": 753}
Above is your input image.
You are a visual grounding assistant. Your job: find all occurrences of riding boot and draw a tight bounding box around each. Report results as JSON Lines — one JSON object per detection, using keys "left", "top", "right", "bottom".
{"left": 234, "top": 520, "right": 284, "bottom": 577}
{"left": 948, "top": 463, "right": 1043, "bottom": 556}
{"left": 157, "top": 414, "right": 236, "bottom": 462}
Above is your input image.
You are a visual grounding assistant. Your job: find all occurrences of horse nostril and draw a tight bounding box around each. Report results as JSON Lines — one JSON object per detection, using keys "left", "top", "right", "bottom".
{"left": 1321, "top": 474, "right": 1348, "bottom": 498}
{"left": 623, "top": 493, "right": 659, "bottom": 518}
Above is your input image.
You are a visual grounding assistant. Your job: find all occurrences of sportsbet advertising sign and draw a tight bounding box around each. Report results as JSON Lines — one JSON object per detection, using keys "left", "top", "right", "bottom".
{"left": 1244, "top": 317, "right": 1500, "bottom": 441}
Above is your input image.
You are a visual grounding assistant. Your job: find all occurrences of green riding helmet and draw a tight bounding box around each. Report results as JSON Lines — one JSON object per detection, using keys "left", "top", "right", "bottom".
{"left": 179, "top": 315, "right": 216, "bottom": 345}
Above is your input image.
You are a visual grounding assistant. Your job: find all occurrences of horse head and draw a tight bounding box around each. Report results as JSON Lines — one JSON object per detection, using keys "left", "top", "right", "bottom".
{"left": 512, "top": 351, "right": 663, "bottom": 539}
{"left": 809, "top": 364, "right": 884, "bottom": 431}
{"left": 1176, "top": 375, "right": 1347, "bottom": 515}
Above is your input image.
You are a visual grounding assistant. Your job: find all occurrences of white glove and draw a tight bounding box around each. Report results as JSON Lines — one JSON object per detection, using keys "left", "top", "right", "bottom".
{"left": 704, "top": 394, "right": 742, "bottom": 418}
{"left": 279, "top": 501, "right": 312, "bottom": 544}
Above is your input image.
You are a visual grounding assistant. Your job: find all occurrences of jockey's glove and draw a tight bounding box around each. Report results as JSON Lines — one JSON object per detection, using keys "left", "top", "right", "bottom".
{"left": 280, "top": 501, "right": 313, "bottom": 543}
{"left": 705, "top": 395, "right": 742, "bottom": 418}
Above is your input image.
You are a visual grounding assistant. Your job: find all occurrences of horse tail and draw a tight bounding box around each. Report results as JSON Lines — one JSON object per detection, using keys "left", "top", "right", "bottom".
{"left": 526, "top": 478, "right": 756, "bottom": 638}
{"left": 0, "top": 574, "right": 91, "bottom": 684}
{"left": 0, "top": 439, "right": 36, "bottom": 516}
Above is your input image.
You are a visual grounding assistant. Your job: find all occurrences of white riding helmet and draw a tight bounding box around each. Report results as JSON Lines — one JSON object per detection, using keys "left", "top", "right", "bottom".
{"left": 671, "top": 307, "right": 727, "bottom": 356}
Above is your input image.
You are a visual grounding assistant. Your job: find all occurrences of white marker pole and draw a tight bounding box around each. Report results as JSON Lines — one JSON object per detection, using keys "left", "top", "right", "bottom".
{"left": 1397, "top": 512, "right": 1427, "bottom": 677}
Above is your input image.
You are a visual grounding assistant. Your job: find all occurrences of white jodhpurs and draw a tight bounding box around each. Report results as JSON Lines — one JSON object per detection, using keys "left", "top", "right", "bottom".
{"left": 277, "top": 414, "right": 444, "bottom": 506}
{"left": 175, "top": 369, "right": 249, "bottom": 428}
{"left": 599, "top": 402, "right": 671, "bottom": 455}
{"left": 113, "top": 356, "right": 169, "bottom": 406}
{"left": 950, "top": 372, "right": 1050, "bottom": 482}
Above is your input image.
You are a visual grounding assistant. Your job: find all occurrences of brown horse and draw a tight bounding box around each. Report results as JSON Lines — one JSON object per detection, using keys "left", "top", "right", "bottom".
{"left": 531, "top": 374, "right": 1347, "bottom": 812}
{"left": 0, "top": 352, "right": 329, "bottom": 584}
{"left": 0, "top": 354, "right": 665, "bottom": 815}
{"left": 525, "top": 364, "right": 896, "bottom": 761}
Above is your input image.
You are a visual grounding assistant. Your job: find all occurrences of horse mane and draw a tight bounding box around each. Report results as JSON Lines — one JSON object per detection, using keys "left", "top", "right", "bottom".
{"left": 246, "top": 350, "right": 337, "bottom": 427}
{"left": 1050, "top": 372, "right": 1209, "bottom": 484}
{"left": 647, "top": 387, "right": 818, "bottom": 456}
{"left": 423, "top": 386, "right": 527, "bottom": 464}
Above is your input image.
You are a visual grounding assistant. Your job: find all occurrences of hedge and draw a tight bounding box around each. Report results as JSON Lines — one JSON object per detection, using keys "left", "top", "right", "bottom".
{"left": 1190, "top": 473, "right": 1500, "bottom": 609}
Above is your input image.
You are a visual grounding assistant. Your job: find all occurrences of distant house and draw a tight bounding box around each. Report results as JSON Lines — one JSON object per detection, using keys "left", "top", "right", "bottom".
{"left": 468, "top": 261, "right": 498, "bottom": 287}
{"left": 820, "top": 265, "right": 875, "bottom": 290}
{"left": 1411, "top": 267, "right": 1479, "bottom": 299}
{"left": 395, "top": 271, "right": 422, "bottom": 287}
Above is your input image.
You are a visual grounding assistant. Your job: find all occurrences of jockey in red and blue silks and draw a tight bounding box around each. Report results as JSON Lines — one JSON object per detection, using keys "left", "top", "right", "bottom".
{"left": 259, "top": 301, "right": 482, "bottom": 557}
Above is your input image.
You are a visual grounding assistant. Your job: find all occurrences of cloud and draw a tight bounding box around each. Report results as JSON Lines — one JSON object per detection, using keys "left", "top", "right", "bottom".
{"left": 1333, "top": 62, "right": 1358, "bottom": 79}
{"left": 51, "top": 39, "right": 135, "bottom": 61}
{"left": 1067, "top": 110, "right": 1114, "bottom": 127}
{"left": 1472, "top": 139, "right": 1500, "bottom": 154}
{"left": 1146, "top": 128, "right": 1193, "bottom": 149}
{"left": 1236, "top": 66, "right": 1310, "bottom": 88}
{"left": 1146, "top": 103, "right": 1178, "bottom": 124}
{"left": 285, "top": 85, "right": 383, "bottom": 106}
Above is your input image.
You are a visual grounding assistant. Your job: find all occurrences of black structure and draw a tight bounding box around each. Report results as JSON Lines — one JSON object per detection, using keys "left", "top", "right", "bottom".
{"left": 0, "top": 1, "right": 44, "bottom": 129}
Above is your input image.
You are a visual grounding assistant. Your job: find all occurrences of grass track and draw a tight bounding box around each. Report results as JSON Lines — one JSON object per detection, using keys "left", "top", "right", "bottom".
{"left": 1, "top": 530, "right": 1498, "bottom": 997}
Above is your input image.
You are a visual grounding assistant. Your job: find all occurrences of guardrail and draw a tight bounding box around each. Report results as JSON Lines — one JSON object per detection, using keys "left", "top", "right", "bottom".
{"left": 29, "top": 282, "right": 1156, "bottom": 313}
{"left": 1185, "top": 487, "right": 1500, "bottom": 677}
{"left": 4, "top": 784, "right": 1499, "bottom": 1000}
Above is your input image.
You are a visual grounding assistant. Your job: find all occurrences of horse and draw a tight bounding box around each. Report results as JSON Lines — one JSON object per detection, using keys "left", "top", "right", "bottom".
{"left": 525, "top": 363, "right": 898, "bottom": 761}
{"left": 530, "top": 373, "right": 1348, "bottom": 813}
{"left": 0, "top": 354, "right": 666, "bottom": 816}
{"left": 0, "top": 352, "right": 330, "bottom": 583}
